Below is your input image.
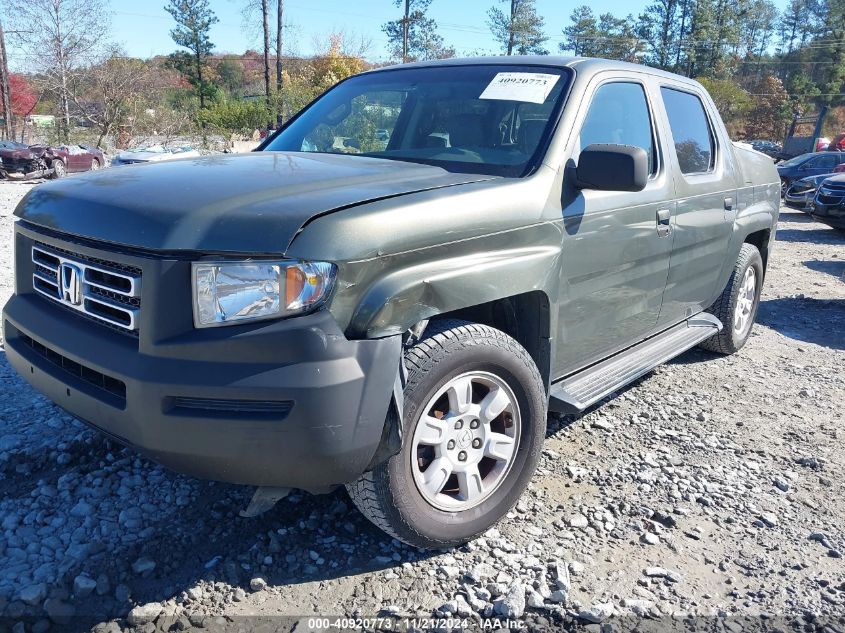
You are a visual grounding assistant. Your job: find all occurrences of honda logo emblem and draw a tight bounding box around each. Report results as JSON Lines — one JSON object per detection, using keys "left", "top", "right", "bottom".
{"left": 60, "top": 263, "right": 83, "bottom": 306}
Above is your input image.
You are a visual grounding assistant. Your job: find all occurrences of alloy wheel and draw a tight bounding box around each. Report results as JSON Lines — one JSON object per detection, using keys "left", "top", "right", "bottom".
{"left": 733, "top": 266, "right": 757, "bottom": 336}
{"left": 410, "top": 371, "right": 520, "bottom": 512}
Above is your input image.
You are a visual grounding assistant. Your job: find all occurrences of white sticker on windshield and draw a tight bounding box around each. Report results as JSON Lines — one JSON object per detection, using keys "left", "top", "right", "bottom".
{"left": 479, "top": 72, "right": 560, "bottom": 104}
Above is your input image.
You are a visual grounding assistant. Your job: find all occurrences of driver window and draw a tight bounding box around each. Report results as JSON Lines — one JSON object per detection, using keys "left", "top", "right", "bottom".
{"left": 577, "top": 82, "right": 656, "bottom": 174}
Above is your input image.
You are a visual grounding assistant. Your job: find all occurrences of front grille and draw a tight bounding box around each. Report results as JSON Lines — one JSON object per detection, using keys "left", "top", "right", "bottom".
{"left": 816, "top": 192, "right": 845, "bottom": 205}
{"left": 31, "top": 243, "right": 142, "bottom": 334}
{"left": 15, "top": 329, "right": 127, "bottom": 404}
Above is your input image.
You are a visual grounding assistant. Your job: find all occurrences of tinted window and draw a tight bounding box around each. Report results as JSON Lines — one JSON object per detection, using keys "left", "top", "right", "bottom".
{"left": 808, "top": 154, "right": 838, "bottom": 169}
{"left": 578, "top": 82, "right": 655, "bottom": 173}
{"left": 661, "top": 87, "right": 715, "bottom": 174}
{"left": 265, "top": 65, "right": 571, "bottom": 177}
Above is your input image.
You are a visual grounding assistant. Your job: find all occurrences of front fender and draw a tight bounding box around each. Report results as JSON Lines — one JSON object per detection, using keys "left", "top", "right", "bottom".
{"left": 346, "top": 242, "right": 561, "bottom": 339}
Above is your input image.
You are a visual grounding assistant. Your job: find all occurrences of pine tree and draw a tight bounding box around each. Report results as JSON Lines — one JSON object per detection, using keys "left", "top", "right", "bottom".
{"left": 561, "top": 6, "right": 598, "bottom": 56}
{"left": 638, "top": 0, "right": 680, "bottom": 68}
{"left": 164, "top": 0, "right": 219, "bottom": 108}
{"left": 488, "top": 0, "right": 548, "bottom": 56}
{"left": 382, "top": 0, "right": 454, "bottom": 63}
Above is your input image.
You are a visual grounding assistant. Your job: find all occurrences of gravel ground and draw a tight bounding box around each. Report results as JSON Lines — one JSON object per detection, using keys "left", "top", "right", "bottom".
{"left": 0, "top": 181, "right": 843, "bottom": 632}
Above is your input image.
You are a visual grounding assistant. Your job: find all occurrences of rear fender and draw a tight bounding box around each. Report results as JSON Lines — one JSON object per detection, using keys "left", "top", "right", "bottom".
{"left": 715, "top": 187, "right": 778, "bottom": 293}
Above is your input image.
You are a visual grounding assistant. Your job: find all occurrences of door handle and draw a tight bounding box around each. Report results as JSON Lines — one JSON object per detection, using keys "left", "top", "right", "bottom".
{"left": 724, "top": 197, "right": 734, "bottom": 211}
{"left": 656, "top": 208, "right": 671, "bottom": 237}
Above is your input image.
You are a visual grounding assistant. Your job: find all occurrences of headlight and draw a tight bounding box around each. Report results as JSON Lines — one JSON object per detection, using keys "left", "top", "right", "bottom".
{"left": 192, "top": 260, "right": 336, "bottom": 328}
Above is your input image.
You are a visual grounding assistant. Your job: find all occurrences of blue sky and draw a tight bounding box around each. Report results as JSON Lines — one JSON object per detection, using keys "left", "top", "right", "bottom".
{"left": 5, "top": 0, "right": 790, "bottom": 69}
{"left": 106, "top": 0, "right": 790, "bottom": 61}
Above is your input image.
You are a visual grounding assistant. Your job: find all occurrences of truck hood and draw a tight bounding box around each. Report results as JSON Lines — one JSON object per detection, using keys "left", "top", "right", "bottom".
{"left": 15, "top": 152, "right": 496, "bottom": 253}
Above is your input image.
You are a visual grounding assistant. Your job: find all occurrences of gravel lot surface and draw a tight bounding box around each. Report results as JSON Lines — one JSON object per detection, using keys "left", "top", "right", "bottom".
{"left": 0, "top": 180, "right": 843, "bottom": 632}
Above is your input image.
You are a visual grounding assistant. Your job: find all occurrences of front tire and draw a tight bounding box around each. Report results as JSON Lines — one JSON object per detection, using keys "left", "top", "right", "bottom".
{"left": 699, "top": 243, "right": 763, "bottom": 354}
{"left": 51, "top": 159, "right": 66, "bottom": 179}
{"left": 346, "top": 321, "right": 547, "bottom": 549}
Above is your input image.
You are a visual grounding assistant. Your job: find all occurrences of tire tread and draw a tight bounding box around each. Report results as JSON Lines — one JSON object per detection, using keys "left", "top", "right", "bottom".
{"left": 699, "top": 242, "right": 761, "bottom": 354}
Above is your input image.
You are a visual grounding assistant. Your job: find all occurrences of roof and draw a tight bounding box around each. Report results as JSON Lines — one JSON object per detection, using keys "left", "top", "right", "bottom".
{"left": 365, "top": 55, "right": 701, "bottom": 87}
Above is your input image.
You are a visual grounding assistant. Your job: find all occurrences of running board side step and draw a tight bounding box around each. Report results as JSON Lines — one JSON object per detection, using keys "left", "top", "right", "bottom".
{"left": 549, "top": 313, "right": 722, "bottom": 414}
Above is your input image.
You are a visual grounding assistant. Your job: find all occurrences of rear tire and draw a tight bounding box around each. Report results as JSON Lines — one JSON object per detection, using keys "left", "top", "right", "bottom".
{"left": 346, "top": 320, "right": 546, "bottom": 549}
{"left": 699, "top": 243, "right": 763, "bottom": 355}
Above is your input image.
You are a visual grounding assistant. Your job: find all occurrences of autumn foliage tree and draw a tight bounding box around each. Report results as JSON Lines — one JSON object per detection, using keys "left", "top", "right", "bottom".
{"left": 3, "top": 74, "right": 37, "bottom": 119}
{"left": 744, "top": 75, "right": 790, "bottom": 139}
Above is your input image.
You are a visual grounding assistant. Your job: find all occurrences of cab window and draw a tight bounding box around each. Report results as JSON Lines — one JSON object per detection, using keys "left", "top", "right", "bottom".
{"left": 660, "top": 87, "right": 715, "bottom": 174}
{"left": 578, "top": 82, "right": 657, "bottom": 174}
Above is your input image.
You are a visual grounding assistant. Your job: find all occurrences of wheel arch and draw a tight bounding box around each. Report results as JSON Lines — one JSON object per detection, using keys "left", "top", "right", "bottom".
{"left": 743, "top": 227, "right": 772, "bottom": 272}
{"left": 426, "top": 291, "right": 552, "bottom": 393}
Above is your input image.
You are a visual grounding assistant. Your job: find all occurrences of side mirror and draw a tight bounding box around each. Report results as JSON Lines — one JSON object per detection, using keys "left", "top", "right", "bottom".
{"left": 574, "top": 144, "right": 648, "bottom": 192}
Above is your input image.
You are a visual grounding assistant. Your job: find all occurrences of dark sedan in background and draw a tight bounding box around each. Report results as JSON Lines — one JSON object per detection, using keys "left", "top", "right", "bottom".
{"left": 750, "top": 139, "right": 782, "bottom": 159}
{"left": 777, "top": 151, "right": 845, "bottom": 196}
{"left": 0, "top": 141, "right": 105, "bottom": 180}
{"left": 810, "top": 174, "right": 845, "bottom": 229}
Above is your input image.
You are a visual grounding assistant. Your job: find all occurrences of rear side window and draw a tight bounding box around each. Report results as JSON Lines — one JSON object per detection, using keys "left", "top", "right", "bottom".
{"left": 661, "top": 87, "right": 715, "bottom": 174}
{"left": 578, "top": 82, "right": 656, "bottom": 174}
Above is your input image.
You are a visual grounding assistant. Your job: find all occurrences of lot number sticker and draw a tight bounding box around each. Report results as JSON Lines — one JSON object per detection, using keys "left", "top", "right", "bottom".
{"left": 479, "top": 72, "right": 560, "bottom": 104}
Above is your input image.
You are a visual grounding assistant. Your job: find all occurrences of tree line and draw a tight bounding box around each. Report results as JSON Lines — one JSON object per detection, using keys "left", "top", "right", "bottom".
{"left": 2, "top": 0, "right": 843, "bottom": 147}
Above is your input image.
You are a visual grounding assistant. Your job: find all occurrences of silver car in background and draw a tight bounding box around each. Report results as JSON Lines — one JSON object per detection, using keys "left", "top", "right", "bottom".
{"left": 111, "top": 146, "right": 200, "bottom": 166}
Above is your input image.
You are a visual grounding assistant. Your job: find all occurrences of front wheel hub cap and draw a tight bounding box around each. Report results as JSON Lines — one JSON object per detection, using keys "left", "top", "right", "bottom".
{"left": 410, "top": 371, "right": 521, "bottom": 512}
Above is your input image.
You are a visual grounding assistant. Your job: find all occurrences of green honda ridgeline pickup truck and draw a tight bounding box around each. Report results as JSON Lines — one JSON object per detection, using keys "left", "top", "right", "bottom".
{"left": 2, "top": 57, "right": 779, "bottom": 548}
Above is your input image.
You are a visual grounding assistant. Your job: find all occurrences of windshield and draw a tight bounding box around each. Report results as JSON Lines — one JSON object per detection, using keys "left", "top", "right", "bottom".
{"left": 264, "top": 64, "right": 572, "bottom": 177}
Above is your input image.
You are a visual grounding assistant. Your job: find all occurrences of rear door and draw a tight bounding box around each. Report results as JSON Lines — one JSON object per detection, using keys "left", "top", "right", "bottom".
{"left": 555, "top": 76, "right": 675, "bottom": 375}
{"left": 655, "top": 85, "right": 738, "bottom": 327}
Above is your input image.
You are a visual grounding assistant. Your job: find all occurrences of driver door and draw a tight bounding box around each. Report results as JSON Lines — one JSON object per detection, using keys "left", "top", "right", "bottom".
{"left": 555, "top": 78, "right": 674, "bottom": 376}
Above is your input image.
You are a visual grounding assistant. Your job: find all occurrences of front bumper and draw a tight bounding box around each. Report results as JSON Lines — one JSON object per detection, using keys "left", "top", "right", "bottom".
{"left": 783, "top": 189, "right": 814, "bottom": 209}
{"left": 810, "top": 203, "right": 845, "bottom": 229}
{"left": 2, "top": 224, "right": 401, "bottom": 490}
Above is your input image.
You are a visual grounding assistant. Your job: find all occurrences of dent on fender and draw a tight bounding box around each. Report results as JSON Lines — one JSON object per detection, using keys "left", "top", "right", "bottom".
{"left": 348, "top": 245, "right": 561, "bottom": 338}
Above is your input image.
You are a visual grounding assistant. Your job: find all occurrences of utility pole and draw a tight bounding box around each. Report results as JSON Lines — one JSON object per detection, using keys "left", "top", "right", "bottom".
{"left": 507, "top": 0, "right": 516, "bottom": 56}
{"left": 0, "top": 20, "right": 12, "bottom": 139}
{"left": 276, "top": 0, "right": 283, "bottom": 125}
{"left": 275, "top": 0, "right": 283, "bottom": 91}
{"left": 262, "top": 0, "right": 271, "bottom": 106}
{"left": 402, "top": 0, "right": 410, "bottom": 63}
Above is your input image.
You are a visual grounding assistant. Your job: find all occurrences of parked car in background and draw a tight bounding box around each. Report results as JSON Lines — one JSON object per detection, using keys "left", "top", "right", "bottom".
{"left": 46, "top": 144, "right": 106, "bottom": 178}
{"left": 776, "top": 151, "right": 845, "bottom": 196}
{"left": 0, "top": 142, "right": 104, "bottom": 180}
{"left": 810, "top": 174, "right": 845, "bottom": 229}
{"left": 783, "top": 173, "right": 835, "bottom": 209}
{"left": 749, "top": 139, "right": 782, "bottom": 159}
{"left": 111, "top": 146, "right": 200, "bottom": 166}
